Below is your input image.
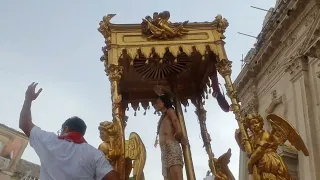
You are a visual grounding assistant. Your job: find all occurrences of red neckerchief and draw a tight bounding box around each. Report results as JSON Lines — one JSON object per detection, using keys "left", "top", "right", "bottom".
{"left": 58, "top": 132, "right": 87, "bottom": 144}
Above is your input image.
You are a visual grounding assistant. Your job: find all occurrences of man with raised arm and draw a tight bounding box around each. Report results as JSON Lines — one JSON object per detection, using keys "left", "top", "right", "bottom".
{"left": 19, "top": 82, "right": 120, "bottom": 180}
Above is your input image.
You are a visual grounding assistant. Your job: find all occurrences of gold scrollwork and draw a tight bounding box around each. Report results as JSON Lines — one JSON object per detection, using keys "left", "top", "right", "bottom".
{"left": 98, "top": 14, "right": 116, "bottom": 41}
{"left": 106, "top": 64, "right": 124, "bottom": 81}
{"left": 216, "top": 59, "right": 232, "bottom": 77}
{"left": 212, "top": 15, "right": 229, "bottom": 39}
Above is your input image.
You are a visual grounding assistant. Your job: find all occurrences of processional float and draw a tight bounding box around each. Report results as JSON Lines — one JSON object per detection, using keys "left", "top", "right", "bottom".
{"left": 97, "top": 11, "right": 309, "bottom": 180}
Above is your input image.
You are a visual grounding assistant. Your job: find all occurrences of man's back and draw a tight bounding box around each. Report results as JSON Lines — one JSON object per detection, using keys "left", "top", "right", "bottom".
{"left": 30, "top": 126, "right": 112, "bottom": 180}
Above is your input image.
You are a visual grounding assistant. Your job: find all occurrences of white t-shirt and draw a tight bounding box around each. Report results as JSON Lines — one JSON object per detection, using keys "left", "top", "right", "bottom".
{"left": 30, "top": 126, "right": 113, "bottom": 180}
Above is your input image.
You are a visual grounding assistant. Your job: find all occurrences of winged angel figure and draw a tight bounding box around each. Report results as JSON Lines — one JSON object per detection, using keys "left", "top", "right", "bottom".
{"left": 99, "top": 121, "right": 146, "bottom": 180}
{"left": 214, "top": 148, "right": 236, "bottom": 180}
{"left": 141, "top": 11, "right": 189, "bottom": 39}
{"left": 235, "top": 113, "right": 309, "bottom": 180}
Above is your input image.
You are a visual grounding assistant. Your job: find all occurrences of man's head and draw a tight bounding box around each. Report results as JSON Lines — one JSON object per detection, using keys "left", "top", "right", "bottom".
{"left": 154, "top": 94, "right": 173, "bottom": 111}
{"left": 60, "top": 116, "right": 87, "bottom": 136}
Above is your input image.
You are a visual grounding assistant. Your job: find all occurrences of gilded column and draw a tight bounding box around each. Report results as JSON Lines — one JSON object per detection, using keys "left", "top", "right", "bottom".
{"left": 212, "top": 15, "right": 252, "bottom": 154}
{"left": 106, "top": 64, "right": 126, "bottom": 180}
{"left": 215, "top": 43, "right": 252, "bottom": 154}
{"left": 173, "top": 98, "right": 196, "bottom": 180}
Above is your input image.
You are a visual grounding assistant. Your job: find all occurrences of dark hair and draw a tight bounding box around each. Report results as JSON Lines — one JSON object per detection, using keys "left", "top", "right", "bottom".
{"left": 62, "top": 116, "right": 87, "bottom": 136}
{"left": 157, "top": 94, "right": 174, "bottom": 109}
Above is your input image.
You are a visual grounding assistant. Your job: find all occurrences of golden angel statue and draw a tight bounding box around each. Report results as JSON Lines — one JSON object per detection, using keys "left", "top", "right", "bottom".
{"left": 141, "top": 11, "right": 189, "bottom": 39}
{"left": 98, "top": 121, "right": 146, "bottom": 180}
{"left": 235, "top": 113, "right": 309, "bottom": 180}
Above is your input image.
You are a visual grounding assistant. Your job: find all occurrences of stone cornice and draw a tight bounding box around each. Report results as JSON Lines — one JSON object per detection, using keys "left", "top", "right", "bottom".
{"left": 234, "top": 0, "right": 312, "bottom": 92}
{"left": 0, "top": 124, "right": 27, "bottom": 140}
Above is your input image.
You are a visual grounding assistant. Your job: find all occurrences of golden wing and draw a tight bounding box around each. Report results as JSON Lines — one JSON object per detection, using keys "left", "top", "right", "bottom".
{"left": 142, "top": 19, "right": 165, "bottom": 35}
{"left": 216, "top": 148, "right": 236, "bottom": 180}
{"left": 127, "top": 132, "right": 146, "bottom": 180}
{"left": 266, "top": 114, "right": 309, "bottom": 156}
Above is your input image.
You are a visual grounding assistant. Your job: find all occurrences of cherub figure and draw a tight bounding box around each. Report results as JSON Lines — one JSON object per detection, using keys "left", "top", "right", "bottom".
{"left": 235, "top": 113, "right": 309, "bottom": 180}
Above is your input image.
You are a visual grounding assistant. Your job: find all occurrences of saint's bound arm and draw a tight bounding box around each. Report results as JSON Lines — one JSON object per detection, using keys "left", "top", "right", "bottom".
{"left": 167, "top": 108, "right": 183, "bottom": 139}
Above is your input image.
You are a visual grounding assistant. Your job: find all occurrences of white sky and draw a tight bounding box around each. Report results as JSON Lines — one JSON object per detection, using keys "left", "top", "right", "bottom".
{"left": 0, "top": 0, "right": 276, "bottom": 179}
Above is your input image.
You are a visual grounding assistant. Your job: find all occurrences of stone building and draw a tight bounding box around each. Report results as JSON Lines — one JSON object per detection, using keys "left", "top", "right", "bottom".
{"left": 0, "top": 124, "right": 40, "bottom": 180}
{"left": 234, "top": 0, "right": 320, "bottom": 180}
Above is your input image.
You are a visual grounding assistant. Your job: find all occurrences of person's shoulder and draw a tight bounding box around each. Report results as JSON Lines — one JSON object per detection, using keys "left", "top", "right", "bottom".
{"left": 167, "top": 107, "right": 175, "bottom": 114}
{"left": 30, "top": 126, "right": 57, "bottom": 140}
{"left": 166, "top": 108, "right": 177, "bottom": 118}
{"left": 82, "top": 143, "right": 104, "bottom": 156}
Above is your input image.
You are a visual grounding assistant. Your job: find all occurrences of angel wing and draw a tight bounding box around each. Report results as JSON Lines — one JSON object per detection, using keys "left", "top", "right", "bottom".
{"left": 266, "top": 114, "right": 309, "bottom": 156}
{"left": 215, "top": 148, "right": 236, "bottom": 180}
{"left": 126, "top": 132, "right": 146, "bottom": 180}
{"left": 142, "top": 19, "right": 165, "bottom": 36}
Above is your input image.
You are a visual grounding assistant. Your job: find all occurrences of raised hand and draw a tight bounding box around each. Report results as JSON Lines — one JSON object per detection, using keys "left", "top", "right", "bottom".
{"left": 25, "top": 82, "right": 42, "bottom": 102}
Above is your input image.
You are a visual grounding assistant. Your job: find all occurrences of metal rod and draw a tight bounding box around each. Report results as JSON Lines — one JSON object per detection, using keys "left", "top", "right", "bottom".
{"left": 238, "top": 32, "right": 257, "bottom": 39}
{"left": 250, "top": 6, "right": 273, "bottom": 12}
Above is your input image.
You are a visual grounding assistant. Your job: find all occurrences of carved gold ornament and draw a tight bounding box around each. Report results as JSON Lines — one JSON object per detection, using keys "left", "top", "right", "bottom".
{"left": 141, "top": 11, "right": 189, "bottom": 40}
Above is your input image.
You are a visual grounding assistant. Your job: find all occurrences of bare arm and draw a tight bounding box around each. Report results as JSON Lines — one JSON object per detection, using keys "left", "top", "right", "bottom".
{"left": 19, "top": 99, "right": 35, "bottom": 137}
{"left": 19, "top": 82, "right": 42, "bottom": 137}
{"left": 167, "top": 108, "right": 182, "bottom": 139}
{"left": 103, "top": 170, "right": 120, "bottom": 180}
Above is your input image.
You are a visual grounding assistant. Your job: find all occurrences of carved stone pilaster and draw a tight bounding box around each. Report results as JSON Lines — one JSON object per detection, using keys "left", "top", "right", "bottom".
{"left": 241, "top": 84, "right": 259, "bottom": 115}
{"left": 306, "top": 40, "right": 320, "bottom": 59}
{"left": 277, "top": 144, "right": 299, "bottom": 180}
{"left": 285, "top": 55, "right": 309, "bottom": 82}
{"left": 265, "top": 90, "right": 287, "bottom": 119}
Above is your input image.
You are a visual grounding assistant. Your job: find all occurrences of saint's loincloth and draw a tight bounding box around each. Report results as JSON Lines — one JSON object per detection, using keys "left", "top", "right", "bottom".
{"left": 161, "top": 140, "right": 184, "bottom": 178}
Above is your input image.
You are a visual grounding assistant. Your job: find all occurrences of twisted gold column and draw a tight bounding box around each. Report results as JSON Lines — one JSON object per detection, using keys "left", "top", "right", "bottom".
{"left": 194, "top": 101, "right": 217, "bottom": 176}
{"left": 107, "top": 64, "right": 126, "bottom": 180}
{"left": 214, "top": 40, "right": 253, "bottom": 154}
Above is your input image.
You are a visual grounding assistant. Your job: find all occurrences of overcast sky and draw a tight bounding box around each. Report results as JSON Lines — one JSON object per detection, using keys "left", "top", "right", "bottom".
{"left": 0, "top": 0, "right": 275, "bottom": 179}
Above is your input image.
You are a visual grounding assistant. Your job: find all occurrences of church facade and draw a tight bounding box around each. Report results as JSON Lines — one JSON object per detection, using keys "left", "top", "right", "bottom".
{"left": 0, "top": 124, "right": 39, "bottom": 180}
{"left": 234, "top": 0, "right": 320, "bottom": 180}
